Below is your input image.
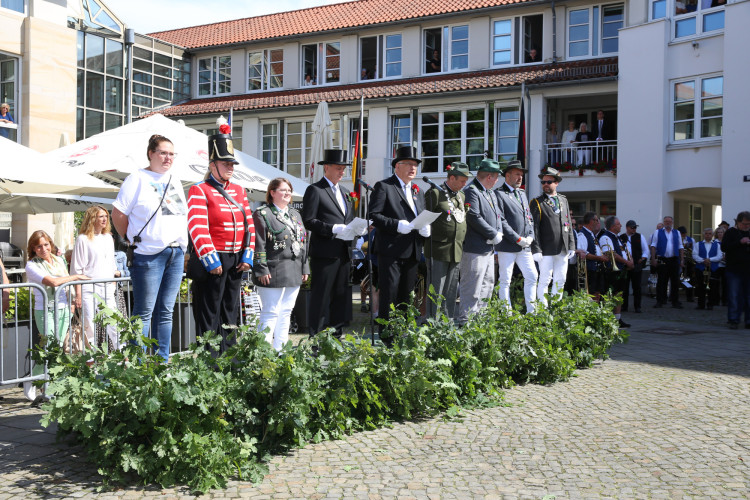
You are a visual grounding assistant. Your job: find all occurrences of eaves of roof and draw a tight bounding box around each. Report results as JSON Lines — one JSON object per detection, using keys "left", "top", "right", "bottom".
{"left": 148, "top": 0, "right": 543, "bottom": 50}
{"left": 151, "top": 57, "right": 618, "bottom": 119}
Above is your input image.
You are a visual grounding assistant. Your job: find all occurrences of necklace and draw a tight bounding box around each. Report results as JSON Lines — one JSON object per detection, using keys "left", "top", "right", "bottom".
{"left": 263, "top": 204, "right": 304, "bottom": 256}
{"left": 440, "top": 183, "right": 465, "bottom": 223}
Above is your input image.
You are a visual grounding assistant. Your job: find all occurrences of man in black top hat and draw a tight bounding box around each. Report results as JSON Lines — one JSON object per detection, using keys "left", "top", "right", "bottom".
{"left": 302, "top": 149, "right": 356, "bottom": 338}
{"left": 371, "top": 146, "right": 429, "bottom": 343}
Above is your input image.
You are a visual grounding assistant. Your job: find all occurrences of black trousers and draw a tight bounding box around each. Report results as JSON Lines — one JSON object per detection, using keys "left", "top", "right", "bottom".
{"left": 693, "top": 268, "right": 719, "bottom": 307}
{"left": 621, "top": 267, "right": 643, "bottom": 310}
{"left": 308, "top": 256, "right": 352, "bottom": 336}
{"left": 378, "top": 254, "right": 419, "bottom": 327}
{"left": 191, "top": 252, "right": 243, "bottom": 354}
{"left": 656, "top": 256, "right": 681, "bottom": 306}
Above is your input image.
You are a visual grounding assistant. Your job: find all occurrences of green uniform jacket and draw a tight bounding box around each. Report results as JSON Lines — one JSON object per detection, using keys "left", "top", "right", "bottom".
{"left": 424, "top": 185, "right": 467, "bottom": 262}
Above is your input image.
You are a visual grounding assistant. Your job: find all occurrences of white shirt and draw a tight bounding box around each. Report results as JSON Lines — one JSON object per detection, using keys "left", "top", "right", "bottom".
{"left": 577, "top": 226, "right": 602, "bottom": 256}
{"left": 324, "top": 177, "right": 347, "bottom": 214}
{"left": 621, "top": 232, "right": 649, "bottom": 260}
{"left": 649, "top": 228, "right": 683, "bottom": 258}
{"left": 397, "top": 176, "right": 417, "bottom": 214}
{"left": 598, "top": 232, "right": 626, "bottom": 259}
{"left": 113, "top": 168, "right": 188, "bottom": 255}
{"left": 692, "top": 240, "right": 723, "bottom": 264}
{"left": 71, "top": 233, "right": 117, "bottom": 279}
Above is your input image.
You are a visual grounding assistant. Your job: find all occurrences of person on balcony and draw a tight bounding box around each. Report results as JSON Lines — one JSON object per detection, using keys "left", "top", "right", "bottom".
{"left": 0, "top": 103, "right": 14, "bottom": 139}
{"left": 546, "top": 123, "right": 559, "bottom": 164}
{"left": 574, "top": 122, "right": 593, "bottom": 167}
{"left": 561, "top": 121, "right": 578, "bottom": 165}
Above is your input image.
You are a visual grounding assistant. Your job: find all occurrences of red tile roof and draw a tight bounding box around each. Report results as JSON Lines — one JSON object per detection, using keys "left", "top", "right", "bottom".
{"left": 149, "top": 0, "right": 533, "bottom": 49}
{"left": 152, "top": 58, "right": 618, "bottom": 118}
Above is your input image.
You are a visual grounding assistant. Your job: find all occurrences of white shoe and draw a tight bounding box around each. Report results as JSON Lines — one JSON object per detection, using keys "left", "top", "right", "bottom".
{"left": 23, "top": 381, "right": 37, "bottom": 401}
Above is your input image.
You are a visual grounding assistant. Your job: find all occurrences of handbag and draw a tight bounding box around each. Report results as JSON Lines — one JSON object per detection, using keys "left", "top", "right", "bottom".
{"left": 126, "top": 175, "right": 172, "bottom": 267}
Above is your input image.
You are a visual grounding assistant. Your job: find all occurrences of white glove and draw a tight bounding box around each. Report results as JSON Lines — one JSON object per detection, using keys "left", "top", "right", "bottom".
{"left": 519, "top": 236, "right": 534, "bottom": 248}
{"left": 533, "top": 252, "right": 543, "bottom": 263}
{"left": 486, "top": 232, "right": 503, "bottom": 245}
{"left": 356, "top": 225, "right": 369, "bottom": 236}
{"left": 397, "top": 220, "right": 414, "bottom": 234}
{"left": 332, "top": 224, "right": 346, "bottom": 235}
{"left": 566, "top": 250, "right": 576, "bottom": 260}
{"left": 418, "top": 225, "right": 431, "bottom": 238}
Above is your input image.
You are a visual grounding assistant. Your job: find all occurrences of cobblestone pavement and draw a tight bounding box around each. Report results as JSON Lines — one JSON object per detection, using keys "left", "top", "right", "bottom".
{"left": 1, "top": 295, "right": 748, "bottom": 499}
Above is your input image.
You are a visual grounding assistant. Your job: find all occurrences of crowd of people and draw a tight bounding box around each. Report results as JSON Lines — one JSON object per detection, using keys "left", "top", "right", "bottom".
{"left": 5, "top": 132, "right": 750, "bottom": 402}
{"left": 547, "top": 110, "right": 615, "bottom": 166}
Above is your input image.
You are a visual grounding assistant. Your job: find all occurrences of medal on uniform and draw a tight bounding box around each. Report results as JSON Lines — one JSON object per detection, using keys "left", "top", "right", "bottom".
{"left": 291, "top": 240, "right": 301, "bottom": 256}
{"left": 453, "top": 209, "right": 465, "bottom": 223}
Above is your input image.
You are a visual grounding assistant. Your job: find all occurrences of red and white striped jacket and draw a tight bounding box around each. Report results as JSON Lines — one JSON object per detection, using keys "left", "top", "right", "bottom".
{"left": 187, "top": 177, "right": 255, "bottom": 272}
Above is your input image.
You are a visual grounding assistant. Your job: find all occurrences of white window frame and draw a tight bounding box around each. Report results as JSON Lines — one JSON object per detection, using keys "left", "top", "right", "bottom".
{"left": 671, "top": 74, "right": 723, "bottom": 143}
{"left": 284, "top": 120, "right": 313, "bottom": 180}
{"left": 358, "top": 33, "right": 403, "bottom": 81}
{"left": 247, "top": 48, "right": 284, "bottom": 92}
{"left": 422, "top": 23, "right": 470, "bottom": 75}
{"left": 0, "top": 52, "right": 20, "bottom": 142}
{"left": 197, "top": 55, "right": 231, "bottom": 97}
{"left": 494, "top": 103, "right": 521, "bottom": 162}
{"left": 300, "top": 41, "right": 341, "bottom": 86}
{"left": 673, "top": 0, "right": 725, "bottom": 39}
{"left": 491, "top": 18, "right": 514, "bottom": 67}
{"left": 417, "top": 105, "right": 489, "bottom": 174}
{"left": 566, "top": 3, "right": 624, "bottom": 59}
{"left": 261, "top": 121, "right": 280, "bottom": 168}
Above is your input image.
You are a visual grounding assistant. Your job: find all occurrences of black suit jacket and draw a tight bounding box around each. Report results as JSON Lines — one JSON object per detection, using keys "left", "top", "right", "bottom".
{"left": 529, "top": 193, "right": 576, "bottom": 256}
{"left": 302, "top": 178, "right": 354, "bottom": 259}
{"left": 370, "top": 175, "right": 425, "bottom": 260}
{"left": 592, "top": 119, "right": 613, "bottom": 141}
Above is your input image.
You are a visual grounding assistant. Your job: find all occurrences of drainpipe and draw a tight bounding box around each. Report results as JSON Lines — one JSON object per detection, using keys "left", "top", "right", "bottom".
{"left": 125, "top": 29, "right": 135, "bottom": 124}
{"left": 552, "top": 0, "right": 557, "bottom": 63}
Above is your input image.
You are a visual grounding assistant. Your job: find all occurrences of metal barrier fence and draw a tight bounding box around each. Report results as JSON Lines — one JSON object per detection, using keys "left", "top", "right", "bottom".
{"left": 2, "top": 273, "right": 262, "bottom": 387}
{"left": 0, "top": 282, "right": 48, "bottom": 386}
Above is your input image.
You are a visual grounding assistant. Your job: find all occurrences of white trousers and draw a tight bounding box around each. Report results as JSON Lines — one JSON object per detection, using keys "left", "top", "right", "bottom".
{"left": 81, "top": 283, "right": 118, "bottom": 348}
{"left": 497, "top": 249, "right": 539, "bottom": 313}
{"left": 257, "top": 286, "right": 300, "bottom": 351}
{"left": 457, "top": 251, "right": 495, "bottom": 324}
{"left": 536, "top": 251, "right": 569, "bottom": 307}
{"left": 576, "top": 149, "right": 591, "bottom": 166}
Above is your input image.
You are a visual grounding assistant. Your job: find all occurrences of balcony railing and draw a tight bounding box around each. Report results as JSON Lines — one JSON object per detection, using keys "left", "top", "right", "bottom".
{"left": 543, "top": 140, "right": 617, "bottom": 175}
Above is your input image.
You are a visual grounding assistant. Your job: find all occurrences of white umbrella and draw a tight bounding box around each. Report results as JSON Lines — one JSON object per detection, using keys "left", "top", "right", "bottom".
{"left": 0, "top": 136, "right": 117, "bottom": 196}
{"left": 46, "top": 114, "right": 214, "bottom": 190}
{"left": 308, "top": 101, "right": 333, "bottom": 182}
{"left": 46, "top": 115, "right": 309, "bottom": 200}
{"left": 0, "top": 192, "right": 114, "bottom": 215}
{"left": 233, "top": 149, "right": 309, "bottom": 201}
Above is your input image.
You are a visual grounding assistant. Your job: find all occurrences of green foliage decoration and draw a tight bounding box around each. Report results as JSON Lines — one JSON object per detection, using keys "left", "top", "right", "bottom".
{"left": 38, "top": 291, "right": 626, "bottom": 493}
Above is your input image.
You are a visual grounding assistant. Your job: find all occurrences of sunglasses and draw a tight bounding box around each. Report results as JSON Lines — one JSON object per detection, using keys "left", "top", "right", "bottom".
{"left": 540, "top": 180, "right": 556, "bottom": 185}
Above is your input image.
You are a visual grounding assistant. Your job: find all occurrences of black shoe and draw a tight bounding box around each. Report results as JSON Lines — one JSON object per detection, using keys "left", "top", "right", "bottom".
{"left": 729, "top": 323, "right": 739, "bottom": 330}
{"left": 686, "top": 298, "right": 694, "bottom": 303}
{"left": 672, "top": 303, "right": 683, "bottom": 309}
{"left": 653, "top": 303, "right": 662, "bottom": 308}
{"left": 707, "top": 305, "right": 713, "bottom": 310}
{"left": 618, "top": 319, "right": 631, "bottom": 328}
{"left": 695, "top": 305, "right": 705, "bottom": 310}
{"left": 621, "top": 307, "right": 628, "bottom": 312}
{"left": 745, "top": 324, "right": 750, "bottom": 330}
{"left": 360, "top": 303, "right": 369, "bottom": 313}
{"left": 634, "top": 308, "right": 642, "bottom": 313}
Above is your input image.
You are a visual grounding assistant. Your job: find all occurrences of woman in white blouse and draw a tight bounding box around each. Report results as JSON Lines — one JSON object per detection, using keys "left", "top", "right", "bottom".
{"left": 72, "top": 206, "right": 120, "bottom": 349}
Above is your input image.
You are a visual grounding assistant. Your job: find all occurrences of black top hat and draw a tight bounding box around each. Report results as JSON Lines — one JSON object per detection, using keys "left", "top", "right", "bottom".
{"left": 391, "top": 146, "right": 422, "bottom": 168}
{"left": 317, "top": 149, "right": 350, "bottom": 166}
{"left": 208, "top": 134, "right": 239, "bottom": 164}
